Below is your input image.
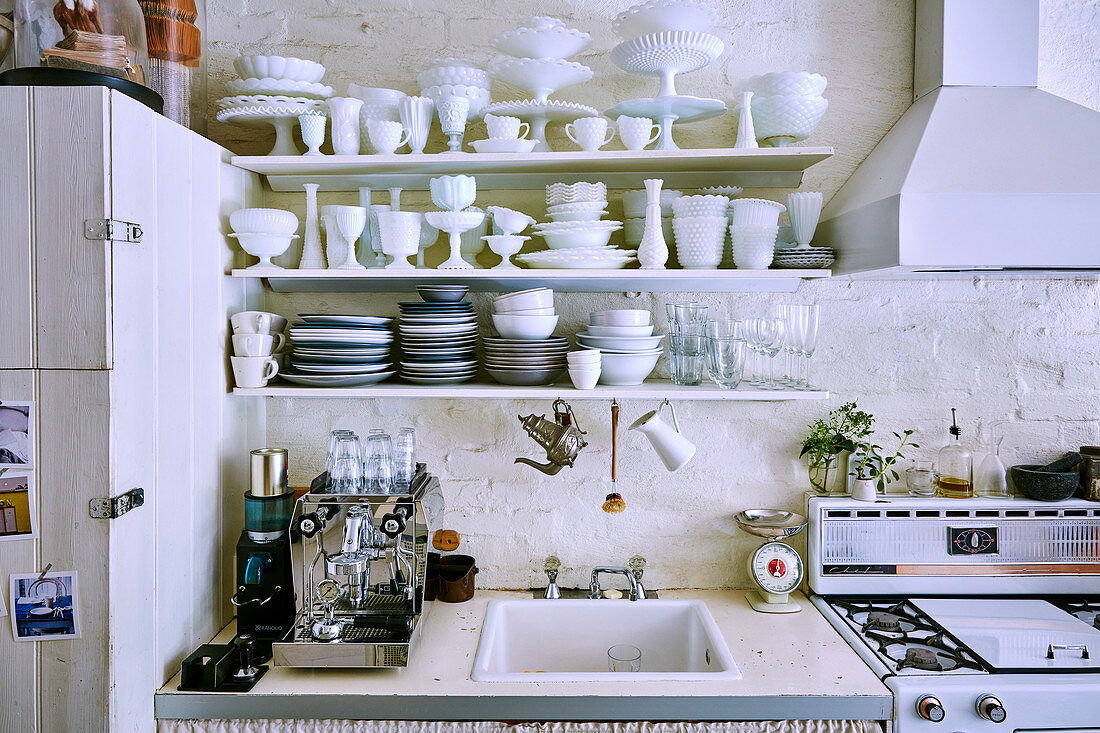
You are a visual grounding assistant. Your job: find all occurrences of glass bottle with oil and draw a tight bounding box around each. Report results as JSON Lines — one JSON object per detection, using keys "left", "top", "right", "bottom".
{"left": 937, "top": 408, "right": 973, "bottom": 498}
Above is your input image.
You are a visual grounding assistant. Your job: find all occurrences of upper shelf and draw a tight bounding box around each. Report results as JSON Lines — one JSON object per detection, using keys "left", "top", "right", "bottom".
{"left": 230, "top": 267, "right": 831, "bottom": 293}
{"left": 230, "top": 147, "right": 834, "bottom": 192}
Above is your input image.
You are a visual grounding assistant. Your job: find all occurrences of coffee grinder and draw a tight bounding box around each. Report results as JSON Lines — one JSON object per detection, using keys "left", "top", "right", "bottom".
{"left": 232, "top": 448, "right": 296, "bottom": 660}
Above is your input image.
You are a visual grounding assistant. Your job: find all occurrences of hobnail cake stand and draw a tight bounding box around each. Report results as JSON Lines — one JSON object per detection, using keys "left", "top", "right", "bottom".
{"left": 605, "top": 95, "right": 726, "bottom": 150}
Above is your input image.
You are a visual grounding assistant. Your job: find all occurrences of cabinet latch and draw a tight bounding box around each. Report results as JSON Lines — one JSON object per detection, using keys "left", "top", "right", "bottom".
{"left": 84, "top": 218, "right": 143, "bottom": 243}
{"left": 89, "top": 488, "right": 144, "bottom": 519}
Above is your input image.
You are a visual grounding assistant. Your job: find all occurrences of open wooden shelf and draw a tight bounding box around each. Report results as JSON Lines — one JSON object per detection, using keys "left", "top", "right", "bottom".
{"left": 231, "top": 267, "right": 831, "bottom": 293}
{"left": 233, "top": 379, "right": 829, "bottom": 401}
{"left": 231, "top": 147, "right": 834, "bottom": 192}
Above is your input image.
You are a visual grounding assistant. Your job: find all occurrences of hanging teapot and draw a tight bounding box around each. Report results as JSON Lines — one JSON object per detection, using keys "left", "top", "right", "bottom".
{"left": 515, "top": 398, "right": 588, "bottom": 475}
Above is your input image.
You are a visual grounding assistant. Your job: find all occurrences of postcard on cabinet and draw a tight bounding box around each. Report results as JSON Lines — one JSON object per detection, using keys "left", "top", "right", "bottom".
{"left": 9, "top": 571, "right": 80, "bottom": 641}
{"left": 0, "top": 401, "right": 33, "bottom": 469}
{"left": 0, "top": 473, "right": 36, "bottom": 542}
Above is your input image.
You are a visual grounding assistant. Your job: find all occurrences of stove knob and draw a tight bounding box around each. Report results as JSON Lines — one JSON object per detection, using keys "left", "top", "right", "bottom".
{"left": 917, "top": 695, "right": 945, "bottom": 722}
{"left": 976, "top": 695, "right": 1006, "bottom": 723}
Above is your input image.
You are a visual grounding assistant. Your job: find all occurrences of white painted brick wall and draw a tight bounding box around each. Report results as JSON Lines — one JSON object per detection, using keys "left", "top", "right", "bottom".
{"left": 206, "top": 0, "right": 1100, "bottom": 591}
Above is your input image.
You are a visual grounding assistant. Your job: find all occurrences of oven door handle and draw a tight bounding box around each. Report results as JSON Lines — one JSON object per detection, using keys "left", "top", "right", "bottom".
{"left": 1047, "top": 643, "right": 1090, "bottom": 659}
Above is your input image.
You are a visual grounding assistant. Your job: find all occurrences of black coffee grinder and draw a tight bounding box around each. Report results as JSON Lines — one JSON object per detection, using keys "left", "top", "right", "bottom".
{"left": 233, "top": 448, "right": 296, "bottom": 660}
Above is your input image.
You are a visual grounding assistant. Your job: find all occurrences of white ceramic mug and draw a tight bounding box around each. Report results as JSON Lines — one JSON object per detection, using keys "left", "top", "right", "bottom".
{"left": 617, "top": 115, "right": 661, "bottom": 151}
{"left": 566, "top": 116, "right": 614, "bottom": 152}
{"left": 230, "top": 311, "right": 288, "bottom": 336}
{"left": 232, "top": 333, "right": 283, "bottom": 356}
{"left": 367, "top": 119, "right": 410, "bottom": 155}
{"left": 231, "top": 355, "right": 279, "bottom": 389}
{"left": 483, "top": 113, "right": 529, "bottom": 140}
{"left": 629, "top": 400, "right": 696, "bottom": 471}
{"left": 326, "top": 97, "right": 364, "bottom": 156}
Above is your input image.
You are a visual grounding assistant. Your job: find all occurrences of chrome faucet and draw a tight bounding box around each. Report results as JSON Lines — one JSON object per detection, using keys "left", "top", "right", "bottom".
{"left": 588, "top": 565, "right": 646, "bottom": 601}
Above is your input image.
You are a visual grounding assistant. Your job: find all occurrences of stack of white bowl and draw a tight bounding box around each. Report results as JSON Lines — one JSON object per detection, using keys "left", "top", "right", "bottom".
{"left": 228, "top": 208, "right": 300, "bottom": 270}
{"left": 622, "top": 188, "right": 679, "bottom": 249}
{"left": 575, "top": 310, "right": 663, "bottom": 386}
{"left": 671, "top": 194, "right": 730, "bottom": 269}
{"left": 728, "top": 198, "right": 787, "bottom": 269}
{"left": 567, "top": 349, "right": 601, "bottom": 390}
{"left": 522, "top": 182, "right": 632, "bottom": 269}
{"left": 733, "top": 72, "right": 828, "bottom": 148}
{"left": 417, "top": 57, "right": 492, "bottom": 120}
{"left": 486, "top": 288, "right": 568, "bottom": 386}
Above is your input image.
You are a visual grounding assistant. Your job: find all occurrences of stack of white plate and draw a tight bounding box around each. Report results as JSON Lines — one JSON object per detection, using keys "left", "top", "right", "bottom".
{"left": 534, "top": 182, "right": 623, "bottom": 255}
{"left": 772, "top": 246, "right": 835, "bottom": 269}
{"left": 284, "top": 314, "right": 395, "bottom": 387}
{"left": 575, "top": 310, "right": 663, "bottom": 386}
{"left": 398, "top": 291, "right": 478, "bottom": 384}
{"left": 486, "top": 289, "right": 567, "bottom": 385}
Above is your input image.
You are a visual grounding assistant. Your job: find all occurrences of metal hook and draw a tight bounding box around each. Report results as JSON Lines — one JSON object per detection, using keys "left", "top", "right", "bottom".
{"left": 37, "top": 563, "right": 52, "bottom": 581}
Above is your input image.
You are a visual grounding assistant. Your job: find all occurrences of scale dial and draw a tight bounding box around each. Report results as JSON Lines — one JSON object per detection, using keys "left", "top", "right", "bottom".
{"left": 316, "top": 578, "right": 341, "bottom": 604}
{"left": 749, "top": 541, "right": 803, "bottom": 595}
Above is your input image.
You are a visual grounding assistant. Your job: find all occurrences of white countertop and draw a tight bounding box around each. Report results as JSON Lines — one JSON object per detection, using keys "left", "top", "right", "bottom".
{"left": 155, "top": 590, "right": 891, "bottom": 721}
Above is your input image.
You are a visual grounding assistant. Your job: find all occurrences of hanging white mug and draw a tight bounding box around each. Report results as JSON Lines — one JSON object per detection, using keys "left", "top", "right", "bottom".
{"left": 629, "top": 399, "right": 696, "bottom": 471}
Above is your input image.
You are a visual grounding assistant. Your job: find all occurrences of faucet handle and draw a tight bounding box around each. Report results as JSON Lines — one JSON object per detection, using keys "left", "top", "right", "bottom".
{"left": 543, "top": 555, "right": 562, "bottom": 573}
{"left": 628, "top": 555, "right": 646, "bottom": 578}
{"left": 543, "top": 556, "right": 562, "bottom": 599}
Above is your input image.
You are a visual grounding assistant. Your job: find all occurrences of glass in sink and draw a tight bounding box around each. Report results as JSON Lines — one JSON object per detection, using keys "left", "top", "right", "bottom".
{"left": 471, "top": 599, "right": 741, "bottom": 681}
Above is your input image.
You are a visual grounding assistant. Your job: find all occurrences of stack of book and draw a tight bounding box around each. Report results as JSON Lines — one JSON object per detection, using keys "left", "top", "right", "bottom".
{"left": 42, "top": 30, "right": 144, "bottom": 83}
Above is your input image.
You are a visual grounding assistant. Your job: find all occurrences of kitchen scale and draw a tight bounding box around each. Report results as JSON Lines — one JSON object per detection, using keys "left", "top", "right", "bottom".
{"left": 736, "top": 509, "right": 807, "bottom": 614}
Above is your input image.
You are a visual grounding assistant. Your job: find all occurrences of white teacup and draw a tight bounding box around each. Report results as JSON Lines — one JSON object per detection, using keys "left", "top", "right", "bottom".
{"left": 566, "top": 116, "right": 615, "bottom": 152}
{"left": 484, "top": 113, "right": 529, "bottom": 140}
{"left": 617, "top": 115, "right": 661, "bottom": 151}
{"left": 231, "top": 355, "right": 279, "bottom": 389}
{"left": 230, "top": 311, "right": 288, "bottom": 336}
{"left": 366, "top": 119, "right": 410, "bottom": 155}
{"left": 232, "top": 333, "right": 283, "bottom": 356}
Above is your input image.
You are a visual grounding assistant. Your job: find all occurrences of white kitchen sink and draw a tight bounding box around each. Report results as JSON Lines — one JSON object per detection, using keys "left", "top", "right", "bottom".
{"left": 471, "top": 599, "right": 741, "bottom": 681}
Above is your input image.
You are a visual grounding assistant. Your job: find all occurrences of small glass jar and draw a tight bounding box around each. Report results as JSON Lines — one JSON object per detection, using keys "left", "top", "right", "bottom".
{"left": 906, "top": 461, "right": 936, "bottom": 497}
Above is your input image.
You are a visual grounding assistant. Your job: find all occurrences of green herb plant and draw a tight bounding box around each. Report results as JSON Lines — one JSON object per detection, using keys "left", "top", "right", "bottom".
{"left": 851, "top": 430, "right": 919, "bottom": 484}
{"left": 800, "top": 402, "right": 875, "bottom": 464}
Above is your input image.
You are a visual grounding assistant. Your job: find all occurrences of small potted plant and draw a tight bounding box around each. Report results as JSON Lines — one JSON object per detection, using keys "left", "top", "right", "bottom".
{"left": 800, "top": 402, "right": 874, "bottom": 494}
{"left": 850, "top": 429, "right": 919, "bottom": 501}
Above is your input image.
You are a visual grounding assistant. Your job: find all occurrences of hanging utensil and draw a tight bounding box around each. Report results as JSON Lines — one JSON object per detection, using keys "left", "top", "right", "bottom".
{"left": 603, "top": 399, "right": 625, "bottom": 513}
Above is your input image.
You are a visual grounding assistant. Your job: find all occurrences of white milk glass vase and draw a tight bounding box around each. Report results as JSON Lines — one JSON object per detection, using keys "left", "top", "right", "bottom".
{"left": 638, "top": 178, "right": 668, "bottom": 270}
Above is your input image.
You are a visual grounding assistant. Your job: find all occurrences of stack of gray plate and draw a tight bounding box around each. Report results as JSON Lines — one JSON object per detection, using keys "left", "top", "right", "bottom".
{"left": 483, "top": 336, "right": 569, "bottom": 386}
{"left": 284, "top": 314, "right": 395, "bottom": 387}
{"left": 398, "top": 292, "right": 478, "bottom": 385}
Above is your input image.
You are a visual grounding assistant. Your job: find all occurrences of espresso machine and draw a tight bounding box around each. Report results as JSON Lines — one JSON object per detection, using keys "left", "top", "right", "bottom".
{"left": 271, "top": 465, "right": 441, "bottom": 668}
{"left": 232, "top": 448, "right": 296, "bottom": 660}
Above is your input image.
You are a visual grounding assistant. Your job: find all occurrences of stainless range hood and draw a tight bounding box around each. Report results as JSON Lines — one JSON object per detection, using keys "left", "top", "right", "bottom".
{"left": 817, "top": 0, "right": 1100, "bottom": 274}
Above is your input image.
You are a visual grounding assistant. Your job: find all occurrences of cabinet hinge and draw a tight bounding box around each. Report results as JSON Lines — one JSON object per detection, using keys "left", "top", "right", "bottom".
{"left": 89, "top": 488, "right": 144, "bottom": 519}
{"left": 84, "top": 218, "right": 143, "bottom": 243}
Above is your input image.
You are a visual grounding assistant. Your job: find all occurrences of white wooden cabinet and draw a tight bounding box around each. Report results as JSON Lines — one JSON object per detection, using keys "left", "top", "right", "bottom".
{"left": 0, "top": 86, "right": 264, "bottom": 733}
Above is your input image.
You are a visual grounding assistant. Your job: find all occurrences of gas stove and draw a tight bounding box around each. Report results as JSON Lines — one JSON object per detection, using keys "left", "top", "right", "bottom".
{"left": 807, "top": 496, "right": 1100, "bottom": 732}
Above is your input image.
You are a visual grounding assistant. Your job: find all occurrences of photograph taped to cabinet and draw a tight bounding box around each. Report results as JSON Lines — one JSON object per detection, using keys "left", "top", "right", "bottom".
{"left": 0, "top": 401, "right": 33, "bottom": 468}
{"left": 0, "top": 473, "right": 36, "bottom": 542}
{"left": 9, "top": 571, "right": 81, "bottom": 641}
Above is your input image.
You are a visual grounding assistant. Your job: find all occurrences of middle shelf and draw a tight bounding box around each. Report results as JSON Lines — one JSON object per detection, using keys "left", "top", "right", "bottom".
{"left": 233, "top": 380, "right": 830, "bottom": 401}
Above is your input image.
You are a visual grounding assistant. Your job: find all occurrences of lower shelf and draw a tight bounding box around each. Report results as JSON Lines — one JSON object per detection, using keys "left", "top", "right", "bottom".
{"left": 232, "top": 380, "right": 830, "bottom": 401}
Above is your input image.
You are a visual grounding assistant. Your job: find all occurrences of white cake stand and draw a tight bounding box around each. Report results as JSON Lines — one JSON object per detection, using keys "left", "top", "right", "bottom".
{"left": 482, "top": 99, "right": 599, "bottom": 152}
{"left": 609, "top": 32, "right": 724, "bottom": 98}
{"left": 216, "top": 97, "right": 325, "bottom": 156}
{"left": 605, "top": 95, "right": 726, "bottom": 150}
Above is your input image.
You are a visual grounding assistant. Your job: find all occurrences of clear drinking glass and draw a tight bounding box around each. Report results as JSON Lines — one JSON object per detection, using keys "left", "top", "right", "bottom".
{"left": 670, "top": 334, "right": 706, "bottom": 386}
{"left": 365, "top": 432, "right": 396, "bottom": 494}
{"left": 330, "top": 434, "right": 364, "bottom": 494}
{"left": 325, "top": 429, "right": 355, "bottom": 476}
{"left": 906, "top": 461, "right": 936, "bottom": 497}
{"left": 394, "top": 427, "right": 417, "bottom": 491}
{"left": 608, "top": 644, "right": 642, "bottom": 673}
{"left": 666, "top": 302, "right": 708, "bottom": 336}
{"left": 706, "top": 337, "right": 746, "bottom": 389}
{"left": 705, "top": 319, "right": 742, "bottom": 340}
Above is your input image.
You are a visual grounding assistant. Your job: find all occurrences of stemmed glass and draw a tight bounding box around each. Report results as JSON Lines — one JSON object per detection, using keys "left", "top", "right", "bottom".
{"left": 743, "top": 317, "right": 786, "bottom": 389}
{"left": 785, "top": 304, "right": 819, "bottom": 390}
{"left": 773, "top": 304, "right": 799, "bottom": 387}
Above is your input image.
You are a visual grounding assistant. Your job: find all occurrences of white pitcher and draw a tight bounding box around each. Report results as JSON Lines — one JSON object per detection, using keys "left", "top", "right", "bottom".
{"left": 629, "top": 399, "right": 696, "bottom": 472}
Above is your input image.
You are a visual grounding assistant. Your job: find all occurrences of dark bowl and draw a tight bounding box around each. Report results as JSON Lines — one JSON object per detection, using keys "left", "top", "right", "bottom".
{"left": 1008, "top": 464, "right": 1079, "bottom": 501}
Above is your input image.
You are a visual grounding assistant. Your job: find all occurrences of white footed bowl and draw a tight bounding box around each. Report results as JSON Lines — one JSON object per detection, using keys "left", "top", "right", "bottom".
{"left": 230, "top": 207, "right": 299, "bottom": 236}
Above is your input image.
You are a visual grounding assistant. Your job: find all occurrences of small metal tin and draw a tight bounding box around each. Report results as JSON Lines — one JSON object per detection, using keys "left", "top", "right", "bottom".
{"left": 250, "top": 448, "right": 289, "bottom": 497}
{"left": 1080, "top": 447, "right": 1100, "bottom": 502}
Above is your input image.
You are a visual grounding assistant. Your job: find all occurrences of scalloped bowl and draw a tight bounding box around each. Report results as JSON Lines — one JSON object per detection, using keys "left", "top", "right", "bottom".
{"left": 230, "top": 207, "right": 299, "bottom": 236}
{"left": 417, "top": 62, "right": 489, "bottom": 90}
{"left": 493, "top": 19, "right": 592, "bottom": 60}
{"left": 610, "top": 31, "right": 724, "bottom": 77}
{"left": 233, "top": 55, "right": 325, "bottom": 83}
{"left": 736, "top": 71, "right": 827, "bottom": 98}
{"left": 613, "top": 0, "right": 718, "bottom": 39}
{"left": 745, "top": 95, "right": 829, "bottom": 147}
